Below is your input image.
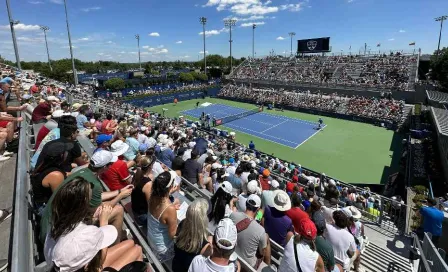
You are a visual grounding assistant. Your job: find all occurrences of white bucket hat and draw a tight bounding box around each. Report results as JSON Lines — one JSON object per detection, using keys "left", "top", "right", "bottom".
{"left": 110, "top": 140, "right": 129, "bottom": 156}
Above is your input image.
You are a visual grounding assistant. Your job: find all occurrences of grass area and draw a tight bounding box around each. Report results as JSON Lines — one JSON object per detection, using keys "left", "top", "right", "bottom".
{"left": 148, "top": 98, "right": 402, "bottom": 185}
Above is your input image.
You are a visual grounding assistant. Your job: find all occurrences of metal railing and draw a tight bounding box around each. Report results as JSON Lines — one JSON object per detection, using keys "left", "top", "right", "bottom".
{"left": 412, "top": 232, "right": 448, "bottom": 272}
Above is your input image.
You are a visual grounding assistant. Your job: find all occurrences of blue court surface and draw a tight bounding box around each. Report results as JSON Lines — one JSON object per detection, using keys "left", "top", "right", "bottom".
{"left": 181, "top": 103, "right": 326, "bottom": 149}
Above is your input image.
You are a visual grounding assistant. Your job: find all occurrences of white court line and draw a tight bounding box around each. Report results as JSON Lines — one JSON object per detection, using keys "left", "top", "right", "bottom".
{"left": 293, "top": 124, "right": 327, "bottom": 149}
{"left": 225, "top": 122, "right": 300, "bottom": 146}
{"left": 259, "top": 112, "right": 318, "bottom": 126}
{"left": 244, "top": 117, "right": 276, "bottom": 126}
{"left": 261, "top": 120, "right": 289, "bottom": 133}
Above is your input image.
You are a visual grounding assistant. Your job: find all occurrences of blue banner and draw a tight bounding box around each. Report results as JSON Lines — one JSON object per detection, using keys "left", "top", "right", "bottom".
{"left": 125, "top": 87, "right": 221, "bottom": 108}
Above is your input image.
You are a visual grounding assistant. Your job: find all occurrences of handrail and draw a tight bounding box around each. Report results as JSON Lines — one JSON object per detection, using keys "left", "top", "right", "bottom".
{"left": 11, "top": 112, "right": 35, "bottom": 272}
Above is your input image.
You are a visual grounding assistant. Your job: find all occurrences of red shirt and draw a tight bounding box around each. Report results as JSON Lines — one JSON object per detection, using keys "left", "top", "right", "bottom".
{"left": 101, "top": 160, "right": 131, "bottom": 191}
{"left": 286, "top": 182, "right": 297, "bottom": 194}
{"left": 285, "top": 207, "right": 310, "bottom": 233}
{"left": 259, "top": 175, "right": 270, "bottom": 191}
{"left": 32, "top": 102, "right": 51, "bottom": 123}
{"left": 35, "top": 125, "right": 50, "bottom": 150}
{"left": 101, "top": 119, "right": 111, "bottom": 134}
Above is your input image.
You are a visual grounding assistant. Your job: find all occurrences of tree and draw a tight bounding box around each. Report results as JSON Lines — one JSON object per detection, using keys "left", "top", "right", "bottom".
{"left": 105, "top": 78, "right": 125, "bottom": 90}
{"left": 179, "top": 72, "right": 194, "bottom": 82}
{"left": 430, "top": 47, "right": 448, "bottom": 91}
{"left": 191, "top": 72, "right": 208, "bottom": 81}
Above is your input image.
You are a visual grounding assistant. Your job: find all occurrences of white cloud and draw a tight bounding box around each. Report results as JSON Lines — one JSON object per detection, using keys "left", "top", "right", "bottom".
{"left": 62, "top": 45, "right": 78, "bottom": 49}
{"left": 388, "top": 38, "right": 395, "bottom": 41}
{"left": 119, "top": 51, "right": 126, "bottom": 54}
{"left": 175, "top": 40, "right": 183, "bottom": 44}
{"left": 49, "top": 0, "right": 63, "bottom": 4}
{"left": 142, "top": 45, "right": 150, "bottom": 49}
{"left": 181, "top": 55, "right": 190, "bottom": 58}
{"left": 199, "top": 28, "right": 228, "bottom": 37}
{"left": 276, "top": 36, "right": 285, "bottom": 40}
{"left": 157, "top": 45, "right": 164, "bottom": 48}
{"left": 280, "top": 3, "right": 304, "bottom": 12}
{"left": 81, "top": 7, "right": 102, "bottom": 12}
{"left": 106, "top": 41, "right": 114, "bottom": 44}
{"left": 28, "top": 1, "right": 43, "bottom": 4}
{"left": 231, "top": 3, "right": 278, "bottom": 15}
{"left": 77, "top": 37, "right": 90, "bottom": 41}
{"left": 142, "top": 46, "right": 168, "bottom": 54}
{"left": 97, "top": 53, "right": 104, "bottom": 56}
{"left": 240, "top": 21, "right": 265, "bottom": 27}
{"left": 199, "top": 51, "right": 209, "bottom": 54}
{"left": 205, "top": 0, "right": 278, "bottom": 16}
{"left": 157, "top": 48, "right": 168, "bottom": 54}
{"left": 399, "top": 29, "right": 406, "bottom": 33}
{"left": 0, "top": 23, "right": 40, "bottom": 32}
{"left": 149, "top": 32, "right": 160, "bottom": 37}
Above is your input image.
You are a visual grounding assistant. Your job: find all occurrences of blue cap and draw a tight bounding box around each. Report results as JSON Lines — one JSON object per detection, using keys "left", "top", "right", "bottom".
{"left": 229, "top": 158, "right": 235, "bottom": 164}
{"left": 258, "top": 167, "right": 264, "bottom": 174}
{"left": 302, "top": 200, "right": 311, "bottom": 211}
{"left": 0, "top": 77, "right": 13, "bottom": 84}
{"left": 96, "top": 134, "right": 112, "bottom": 145}
{"left": 139, "top": 143, "right": 149, "bottom": 152}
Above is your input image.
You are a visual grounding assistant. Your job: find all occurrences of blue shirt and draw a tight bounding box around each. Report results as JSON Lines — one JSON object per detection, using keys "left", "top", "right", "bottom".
{"left": 249, "top": 142, "right": 255, "bottom": 150}
{"left": 420, "top": 206, "right": 444, "bottom": 236}
{"left": 124, "top": 137, "right": 139, "bottom": 161}
{"left": 263, "top": 206, "right": 294, "bottom": 247}
{"left": 76, "top": 114, "right": 88, "bottom": 130}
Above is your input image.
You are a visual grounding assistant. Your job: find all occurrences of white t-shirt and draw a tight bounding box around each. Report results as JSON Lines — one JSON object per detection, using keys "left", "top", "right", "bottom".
{"left": 324, "top": 224, "right": 356, "bottom": 270}
{"left": 188, "top": 256, "right": 235, "bottom": 272}
{"left": 279, "top": 239, "right": 318, "bottom": 272}
{"left": 182, "top": 149, "right": 192, "bottom": 161}
{"left": 152, "top": 161, "right": 164, "bottom": 178}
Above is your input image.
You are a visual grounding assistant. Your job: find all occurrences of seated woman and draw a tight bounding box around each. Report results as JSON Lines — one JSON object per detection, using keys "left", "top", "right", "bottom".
{"left": 208, "top": 180, "right": 237, "bottom": 232}
{"left": 131, "top": 155, "right": 156, "bottom": 226}
{"left": 44, "top": 176, "right": 143, "bottom": 272}
{"left": 147, "top": 171, "right": 180, "bottom": 262}
{"left": 173, "top": 198, "right": 212, "bottom": 272}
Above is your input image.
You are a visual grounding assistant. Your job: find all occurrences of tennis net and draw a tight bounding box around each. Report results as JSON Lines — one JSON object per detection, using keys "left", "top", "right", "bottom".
{"left": 216, "top": 107, "right": 262, "bottom": 125}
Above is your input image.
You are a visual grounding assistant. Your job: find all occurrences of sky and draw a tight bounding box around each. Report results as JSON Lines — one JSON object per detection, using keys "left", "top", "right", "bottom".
{"left": 0, "top": 0, "right": 447, "bottom": 63}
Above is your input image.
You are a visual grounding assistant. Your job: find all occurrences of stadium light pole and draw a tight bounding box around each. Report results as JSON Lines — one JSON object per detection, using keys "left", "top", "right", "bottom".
{"left": 252, "top": 24, "right": 256, "bottom": 59}
{"left": 63, "top": 0, "right": 78, "bottom": 86}
{"left": 199, "top": 17, "right": 207, "bottom": 75}
{"left": 40, "top": 26, "right": 52, "bottom": 72}
{"left": 288, "top": 32, "right": 296, "bottom": 56}
{"left": 435, "top": 16, "right": 448, "bottom": 58}
{"left": 5, "top": 0, "right": 21, "bottom": 70}
{"left": 135, "top": 34, "right": 141, "bottom": 70}
{"left": 224, "top": 19, "right": 237, "bottom": 73}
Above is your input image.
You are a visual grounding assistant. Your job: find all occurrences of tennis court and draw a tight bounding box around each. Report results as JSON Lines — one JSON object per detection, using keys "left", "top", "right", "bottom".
{"left": 182, "top": 103, "right": 325, "bottom": 148}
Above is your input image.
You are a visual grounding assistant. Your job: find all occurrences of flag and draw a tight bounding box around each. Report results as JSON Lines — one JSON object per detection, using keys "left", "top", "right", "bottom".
{"left": 377, "top": 43, "right": 381, "bottom": 47}
{"left": 409, "top": 42, "right": 416, "bottom": 46}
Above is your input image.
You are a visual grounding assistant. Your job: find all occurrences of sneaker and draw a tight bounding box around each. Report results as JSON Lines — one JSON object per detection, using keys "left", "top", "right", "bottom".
{"left": 0, "top": 259, "right": 7, "bottom": 271}
{"left": 2, "top": 151, "right": 14, "bottom": 157}
{"left": 0, "top": 208, "right": 12, "bottom": 224}
{"left": 0, "top": 156, "right": 10, "bottom": 162}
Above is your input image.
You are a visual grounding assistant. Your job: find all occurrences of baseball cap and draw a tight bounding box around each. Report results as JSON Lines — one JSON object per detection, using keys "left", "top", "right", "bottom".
{"left": 269, "top": 180, "right": 280, "bottom": 189}
{"left": 298, "top": 219, "right": 317, "bottom": 240}
{"left": 47, "top": 96, "right": 59, "bottom": 102}
{"left": 247, "top": 180, "right": 261, "bottom": 194}
{"left": 51, "top": 110, "right": 66, "bottom": 118}
{"left": 262, "top": 169, "right": 270, "bottom": 177}
{"left": 246, "top": 194, "right": 261, "bottom": 208}
{"left": 139, "top": 143, "right": 149, "bottom": 152}
{"left": 96, "top": 134, "right": 113, "bottom": 145}
{"left": 220, "top": 181, "right": 233, "bottom": 195}
{"left": 228, "top": 158, "right": 235, "bottom": 164}
{"left": 329, "top": 179, "right": 336, "bottom": 186}
{"left": 0, "top": 77, "right": 14, "bottom": 84}
{"left": 214, "top": 218, "right": 237, "bottom": 250}
{"left": 46, "top": 223, "right": 117, "bottom": 272}
{"left": 272, "top": 190, "right": 291, "bottom": 211}
{"left": 312, "top": 211, "right": 326, "bottom": 233}
{"left": 90, "top": 150, "right": 118, "bottom": 168}
{"left": 302, "top": 200, "right": 311, "bottom": 211}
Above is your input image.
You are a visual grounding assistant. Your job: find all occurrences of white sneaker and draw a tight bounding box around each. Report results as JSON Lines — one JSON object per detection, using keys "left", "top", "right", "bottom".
{"left": 0, "top": 156, "right": 10, "bottom": 162}
{"left": 2, "top": 151, "right": 14, "bottom": 157}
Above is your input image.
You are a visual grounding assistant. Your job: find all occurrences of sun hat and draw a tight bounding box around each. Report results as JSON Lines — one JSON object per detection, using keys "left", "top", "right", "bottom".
{"left": 341, "top": 207, "right": 353, "bottom": 219}
{"left": 298, "top": 219, "right": 317, "bottom": 240}
{"left": 347, "top": 206, "right": 362, "bottom": 219}
{"left": 90, "top": 150, "right": 118, "bottom": 168}
{"left": 220, "top": 181, "right": 233, "bottom": 195}
{"left": 241, "top": 155, "right": 250, "bottom": 162}
{"left": 272, "top": 190, "right": 291, "bottom": 211}
{"left": 46, "top": 223, "right": 117, "bottom": 272}
{"left": 214, "top": 218, "right": 237, "bottom": 250}
{"left": 212, "top": 162, "right": 223, "bottom": 169}
{"left": 247, "top": 180, "right": 261, "bottom": 194}
{"left": 110, "top": 140, "right": 129, "bottom": 156}
{"left": 96, "top": 134, "right": 113, "bottom": 145}
{"left": 71, "top": 103, "right": 82, "bottom": 111}
{"left": 247, "top": 194, "right": 261, "bottom": 208}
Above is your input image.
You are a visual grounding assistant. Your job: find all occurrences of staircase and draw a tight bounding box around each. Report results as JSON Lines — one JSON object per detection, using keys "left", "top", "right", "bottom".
{"left": 360, "top": 242, "right": 412, "bottom": 272}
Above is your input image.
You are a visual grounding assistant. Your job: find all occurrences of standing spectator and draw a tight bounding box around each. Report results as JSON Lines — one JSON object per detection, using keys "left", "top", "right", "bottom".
{"left": 419, "top": 198, "right": 444, "bottom": 247}
{"left": 259, "top": 169, "right": 272, "bottom": 191}
{"left": 313, "top": 212, "right": 341, "bottom": 272}
{"left": 279, "top": 219, "right": 325, "bottom": 272}
{"left": 227, "top": 166, "right": 244, "bottom": 194}
{"left": 249, "top": 140, "right": 255, "bottom": 150}
{"left": 230, "top": 194, "right": 271, "bottom": 268}
{"left": 147, "top": 171, "right": 179, "bottom": 262}
{"left": 182, "top": 151, "right": 203, "bottom": 186}
{"left": 188, "top": 218, "right": 240, "bottom": 272}
{"left": 324, "top": 211, "right": 358, "bottom": 272}
{"left": 44, "top": 176, "right": 143, "bottom": 271}
{"left": 173, "top": 199, "right": 212, "bottom": 272}
{"left": 32, "top": 97, "right": 55, "bottom": 124}
{"left": 131, "top": 156, "right": 156, "bottom": 226}
{"left": 262, "top": 190, "right": 294, "bottom": 246}
{"left": 286, "top": 193, "right": 310, "bottom": 233}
